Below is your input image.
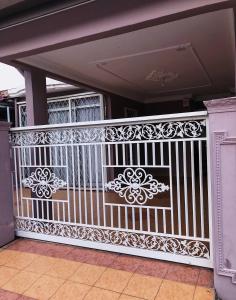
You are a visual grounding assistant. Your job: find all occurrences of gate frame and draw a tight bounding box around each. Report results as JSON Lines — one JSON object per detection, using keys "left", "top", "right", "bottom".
{"left": 10, "top": 110, "right": 213, "bottom": 268}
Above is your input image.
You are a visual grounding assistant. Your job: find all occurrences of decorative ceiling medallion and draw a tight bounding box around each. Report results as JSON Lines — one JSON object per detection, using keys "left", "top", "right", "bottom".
{"left": 145, "top": 70, "right": 179, "bottom": 86}
{"left": 22, "top": 168, "right": 66, "bottom": 199}
{"left": 105, "top": 168, "right": 169, "bottom": 205}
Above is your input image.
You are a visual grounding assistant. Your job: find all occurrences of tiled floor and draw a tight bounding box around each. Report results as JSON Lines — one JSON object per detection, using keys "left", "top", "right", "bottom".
{"left": 0, "top": 238, "right": 214, "bottom": 300}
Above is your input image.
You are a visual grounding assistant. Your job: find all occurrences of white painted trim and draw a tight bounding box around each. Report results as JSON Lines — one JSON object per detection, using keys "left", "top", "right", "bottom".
{"left": 11, "top": 111, "right": 207, "bottom": 132}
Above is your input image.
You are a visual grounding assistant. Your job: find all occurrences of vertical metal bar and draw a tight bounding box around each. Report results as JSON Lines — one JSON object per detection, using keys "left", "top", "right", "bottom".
{"left": 41, "top": 200, "right": 44, "bottom": 220}
{"left": 29, "top": 146, "right": 32, "bottom": 167}
{"left": 17, "top": 148, "right": 24, "bottom": 217}
{"left": 137, "top": 143, "right": 141, "bottom": 165}
{"left": 7, "top": 106, "right": 10, "bottom": 122}
{"left": 52, "top": 201, "right": 55, "bottom": 221}
{"left": 88, "top": 145, "right": 94, "bottom": 225}
{"left": 175, "top": 142, "right": 181, "bottom": 235}
{"left": 95, "top": 144, "right": 100, "bottom": 226}
{"left": 155, "top": 208, "right": 158, "bottom": 232}
{"left": 168, "top": 141, "right": 174, "bottom": 234}
{"left": 139, "top": 207, "right": 143, "bottom": 231}
{"left": 76, "top": 145, "right": 82, "bottom": 224}
{"left": 26, "top": 199, "right": 30, "bottom": 218}
{"left": 69, "top": 98, "right": 72, "bottom": 123}
{"left": 13, "top": 148, "right": 20, "bottom": 217}
{"left": 57, "top": 202, "right": 60, "bottom": 221}
{"left": 71, "top": 142, "right": 76, "bottom": 223}
{"left": 62, "top": 202, "right": 66, "bottom": 222}
{"left": 33, "top": 147, "right": 36, "bottom": 166}
{"left": 44, "top": 146, "right": 47, "bottom": 165}
{"left": 82, "top": 145, "right": 88, "bottom": 224}
{"left": 108, "top": 144, "right": 111, "bottom": 165}
{"left": 110, "top": 205, "right": 113, "bottom": 227}
{"left": 118, "top": 206, "right": 121, "bottom": 229}
{"left": 36, "top": 200, "right": 39, "bottom": 219}
{"left": 183, "top": 141, "right": 189, "bottom": 236}
{"left": 115, "top": 144, "right": 118, "bottom": 165}
{"left": 191, "top": 140, "right": 197, "bottom": 237}
{"left": 39, "top": 147, "right": 42, "bottom": 165}
{"left": 163, "top": 210, "right": 167, "bottom": 234}
{"left": 152, "top": 142, "right": 156, "bottom": 166}
{"left": 125, "top": 206, "right": 128, "bottom": 229}
{"left": 199, "top": 140, "right": 205, "bottom": 237}
{"left": 129, "top": 143, "right": 133, "bottom": 165}
{"left": 160, "top": 142, "right": 164, "bottom": 165}
{"left": 122, "top": 143, "right": 126, "bottom": 165}
{"left": 147, "top": 208, "right": 150, "bottom": 232}
{"left": 46, "top": 201, "right": 49, "bottom": 221}
{"left": 144, "top": 142, "right": 148, "bottom": 165}
{"left": 100, "top": 144, "right": 106, "bottom": 227}
{"left": 49, "top": 146, "right": 52, "bottom": 166}
{"left": 132, "top": 207, "right": 135, "bottom": 230}
{"left": 65, "top": 146, "right": 71, "bottom": 223}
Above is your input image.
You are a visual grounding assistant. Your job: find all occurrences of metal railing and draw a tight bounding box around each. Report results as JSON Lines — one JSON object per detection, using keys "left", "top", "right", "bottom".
{"left": 10, "top": 111, "right": 212, "bottom": 267}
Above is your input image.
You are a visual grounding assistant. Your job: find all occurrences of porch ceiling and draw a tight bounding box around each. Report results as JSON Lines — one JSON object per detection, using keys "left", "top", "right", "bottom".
{"left": 18, "top": 8, "right": 235, "bottom": 102}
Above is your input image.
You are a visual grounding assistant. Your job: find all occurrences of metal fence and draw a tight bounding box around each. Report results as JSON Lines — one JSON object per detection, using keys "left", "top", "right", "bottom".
{"left": 10, "top": 111, "right": 212, "bottom": 267}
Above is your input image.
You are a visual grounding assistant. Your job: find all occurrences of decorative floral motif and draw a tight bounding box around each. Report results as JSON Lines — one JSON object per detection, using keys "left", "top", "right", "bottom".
{"left": 22, "top": 168, "right": 66, "bottom": 198}
{"left": 10, "top": 120, "right": 206, "bottom": 146}
{"left": 145, "top": 70, "right": 179, "bottom": 86}
{"left": 105, "top": 168, "right": 169, "bottom": 205}
{"left": 15, "top": 218, "right": 210, "bottom": 259}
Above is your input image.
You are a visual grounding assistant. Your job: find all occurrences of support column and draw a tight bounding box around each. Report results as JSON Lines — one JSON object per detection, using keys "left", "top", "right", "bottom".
{"left": 204, "top": 98, "right": 236, "bottom": 300}
{"left": 24, "top": 68, "right": 47, "bottom": 126}
{"left": 24, "top": 68, "right": 52, "bottom": 219}
{"left": 0, "top": 122, "right": 14, "bottom": 246}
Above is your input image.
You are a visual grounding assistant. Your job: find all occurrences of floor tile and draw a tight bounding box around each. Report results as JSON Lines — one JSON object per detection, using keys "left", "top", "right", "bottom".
{"left": 45, "top": 258, "right": 80, "bottom": 279}
{"left": 44, "top": 244, "right": 73, "bottom": 259}
{"left": 197, "top": 269, "right": 214, "bottom": 288}
{"left": 7, "top": 239, "right": 36, "bottom": 253}
{"left": 2, "top": 271, "right": 39, "bottom": 294}
{"left": 95, "top": 268, "right": 133, "bottom": 292}
{"left": 165, "top": 263, "right": 200, "bottom": 285}
{"left": 155, "top": 280, "right": 195, "bottom": 300}
{"left": 70, "top": 263, "right": 106, "bottom": 285}
{"left": 24, "top": 255, "right": 56, "bottom": 274}
{"left": 84, "top": 286, "right": 120, "bottom": 300}
{"left": 0, "top": 250, "right": 17, "bottom": 266}
{"left": 0, "top": 288, "right": 19, "bottom": 300}
{"left": 194, "top": 286, "right": 215, "bottom": 300}
{"left": 111, "top": 255, "right": 142, "bottom": 273}
{"left": 5, "top": 252, "right": 37, "bottom": 270}
{"left": 51, "top": 281, "right": 91, "bottom": 300}
{"left": 124, "top": 273, "right": 162, "bottom": 300}
{"left": 67, "top": 247, "right": 118, "bottom": 267}
{"left": 66, "top": 248, "right": 95, "bottom": 263}
{"left": 0, "top": 266, "right": 19, "bottom": 287}
{"left": 136, "top": 259, "right": 170, "bottom": 278}
{"left": 83, "top": 251, "right": 118, "bottom": 267}
{"left": 120, "top": 295, "right": 144, "bottom": 300}
{"left": 17, "top": 295, "right": 36, "bottom": 300}
{"left": 25, "top": 241, "right": 57, "bottom": 257}
{"left": 24, "top": 275, "right": 64, "bottom": 300}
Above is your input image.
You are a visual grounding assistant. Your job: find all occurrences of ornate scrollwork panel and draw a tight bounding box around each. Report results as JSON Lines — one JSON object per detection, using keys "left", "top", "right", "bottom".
{"left": 10, "top": 120, "right": 206, "bottom": 146}
{"left": 105, "top": 168, "right": 169, "bottom": 205}
{"left": 22, "top": 168, "right": 66, "bottom": 198}
{"left": 15, "top": 218, "right": 210, "bottom": 259}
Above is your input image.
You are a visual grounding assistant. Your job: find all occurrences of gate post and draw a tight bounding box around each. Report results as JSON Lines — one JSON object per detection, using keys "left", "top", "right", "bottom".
{"left": 0, "top": 121, "right": 14, "bottom": 247}
{"left": 204, "top": 98, "right": 236, "bottom": 300}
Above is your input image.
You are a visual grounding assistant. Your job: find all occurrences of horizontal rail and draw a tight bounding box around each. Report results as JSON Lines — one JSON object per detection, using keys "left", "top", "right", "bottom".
{"left": 10, "top": 111, "right": 207, "bottom": 132}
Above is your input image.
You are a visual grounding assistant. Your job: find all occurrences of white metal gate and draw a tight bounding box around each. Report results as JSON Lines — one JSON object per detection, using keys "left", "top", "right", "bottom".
{"left": 10, "top": 111, "right": 212, "bottom": 267}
